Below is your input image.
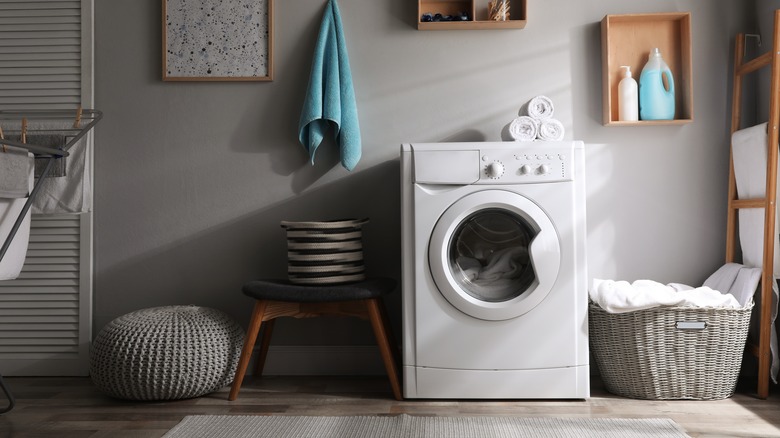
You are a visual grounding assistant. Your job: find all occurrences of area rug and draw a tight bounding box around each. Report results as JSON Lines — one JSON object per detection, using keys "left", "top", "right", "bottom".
{"left": 162, "top": 414, "right": 691, "bottom": 437}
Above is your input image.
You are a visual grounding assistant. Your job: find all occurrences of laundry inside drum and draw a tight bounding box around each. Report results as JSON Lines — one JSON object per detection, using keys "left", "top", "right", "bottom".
{"left": 448, "top": 208, "right": 537, "bottom": 302}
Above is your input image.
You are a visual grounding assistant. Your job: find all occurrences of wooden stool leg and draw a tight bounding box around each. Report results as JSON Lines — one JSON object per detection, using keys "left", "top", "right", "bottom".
{"left": 228, "top": 300, "right": 267, "bottom": 401}
{"left": 253, "top": 319, "right": 276, "bottom": 376}
{"left": 378, "top": 296, "right": 401, "bottom": 367}
{"left": 366, "top": 298, "right": 403, "bottom": 401}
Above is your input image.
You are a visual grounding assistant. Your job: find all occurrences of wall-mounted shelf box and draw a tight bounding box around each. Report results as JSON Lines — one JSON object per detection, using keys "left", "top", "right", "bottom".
{"left": 418, "top": 0, "right": 526, "bottom": 30}
{"left": 601, "top": 12, "right": 693, "bottom": 126}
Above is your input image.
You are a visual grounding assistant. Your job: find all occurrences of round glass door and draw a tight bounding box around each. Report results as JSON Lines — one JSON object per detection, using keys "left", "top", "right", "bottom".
{"left": 428, "top": 190, "right": 561, "bottom": 321}
{"left": 449, "top": 208, "right": 536, "bottom": 302}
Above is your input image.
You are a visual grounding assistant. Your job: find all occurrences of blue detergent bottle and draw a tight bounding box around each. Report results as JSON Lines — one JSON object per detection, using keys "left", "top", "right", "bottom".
{"left": 639, "top": 48, "right": 675, "bottom": 120}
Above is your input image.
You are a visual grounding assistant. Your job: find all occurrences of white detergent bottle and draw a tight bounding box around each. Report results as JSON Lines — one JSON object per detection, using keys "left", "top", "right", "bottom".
{"left": 639, "top": 48, "right": 675, "bottom": 120}
{"left": 617, "top": 66, "right": 638, "bottom": 122}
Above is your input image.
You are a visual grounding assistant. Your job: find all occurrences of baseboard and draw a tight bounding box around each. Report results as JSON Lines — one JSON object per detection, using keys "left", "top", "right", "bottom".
{"left": 253, "top": 345, "right": 387, "bottom": 376}
{"left": 255, "top": 346, "right": 597, "bottom": 378}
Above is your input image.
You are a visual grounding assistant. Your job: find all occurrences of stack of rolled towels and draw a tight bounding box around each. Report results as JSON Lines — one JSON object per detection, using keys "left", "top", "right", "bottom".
{"left": 508, "top": 95, "right": 565, "bottom": 142}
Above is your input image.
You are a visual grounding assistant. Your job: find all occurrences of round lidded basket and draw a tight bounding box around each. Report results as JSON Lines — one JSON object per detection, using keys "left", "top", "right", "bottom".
{"left": 281, "top": 218, "right": 369, "bottom": 285}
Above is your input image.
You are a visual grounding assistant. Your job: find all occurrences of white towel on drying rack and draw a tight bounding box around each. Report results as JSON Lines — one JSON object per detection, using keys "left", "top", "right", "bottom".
{"left": 0, "top": 150, "right": 34, "bottom": 280}
{"left": 0, "top": 146, "right": 33, "bottom": 198}
{"left": 1, "top": 120, "right": 92, "bottom": 214}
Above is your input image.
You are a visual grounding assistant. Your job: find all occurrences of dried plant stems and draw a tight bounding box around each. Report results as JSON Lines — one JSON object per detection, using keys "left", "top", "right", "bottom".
{"left": 488, "top": 0, "right": 509, "bottom": 21}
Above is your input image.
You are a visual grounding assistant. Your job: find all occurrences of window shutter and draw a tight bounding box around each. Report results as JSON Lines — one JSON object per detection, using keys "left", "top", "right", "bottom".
{"left": 0, "top": 0, "right": 93, "bottom": 376}
{"left": 0, "top": 215, "right": 89, "bottom": 375}
{"left": 0, "top": 0, "right": 83, "bottom": 110}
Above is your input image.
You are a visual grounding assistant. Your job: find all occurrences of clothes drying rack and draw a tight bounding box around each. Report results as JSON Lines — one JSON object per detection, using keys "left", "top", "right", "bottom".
{"left": 0, "top": 107, "right": 103, "bottom": 414}
{"left": 726, "top": 10, "right": 780, "bottom": 400}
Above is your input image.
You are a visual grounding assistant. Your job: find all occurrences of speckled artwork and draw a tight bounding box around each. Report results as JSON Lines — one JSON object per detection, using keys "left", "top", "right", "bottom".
{"left": 164, "top": 0, "right": 271, "bottom": 80}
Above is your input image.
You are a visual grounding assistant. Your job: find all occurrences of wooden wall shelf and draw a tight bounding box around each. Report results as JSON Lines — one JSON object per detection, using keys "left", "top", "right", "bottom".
{"left": 601, "top": 12, "right": 693, "bottom": 126}
{"left": 418, "top": 0, "right": 526, "bottom": 30}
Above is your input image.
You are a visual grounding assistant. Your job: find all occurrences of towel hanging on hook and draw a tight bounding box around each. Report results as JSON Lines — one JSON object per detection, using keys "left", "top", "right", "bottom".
{"left": 298, "top": 0, "right": 361, "bottom": 171}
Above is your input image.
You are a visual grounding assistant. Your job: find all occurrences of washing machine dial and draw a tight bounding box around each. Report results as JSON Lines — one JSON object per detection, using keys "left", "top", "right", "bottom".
{"left": 485, "top": 161, "right": 505, "bottom": 179}
{"left": 538, "top": 164, "right": 551, "bottom": 175}
{"left": 519, "top": 164, "right": 532, "bottom": 175}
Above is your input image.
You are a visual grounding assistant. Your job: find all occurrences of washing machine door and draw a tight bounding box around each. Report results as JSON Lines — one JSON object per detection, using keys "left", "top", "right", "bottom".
{"left": 428, "top": 190, "right": 561, "bottom": 321}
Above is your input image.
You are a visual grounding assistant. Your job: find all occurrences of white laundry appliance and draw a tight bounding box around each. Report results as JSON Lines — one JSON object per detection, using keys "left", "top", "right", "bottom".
{"left": 400, "top": 141, "right": 589, "bottom": 399}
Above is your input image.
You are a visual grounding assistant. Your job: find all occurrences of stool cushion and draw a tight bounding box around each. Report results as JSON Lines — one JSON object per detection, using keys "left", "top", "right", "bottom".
{"left": 90, "top": 305, "right": 245, "bottom": 401}
{"left": 242, "top": 277, "right": 396, "bottom": 302}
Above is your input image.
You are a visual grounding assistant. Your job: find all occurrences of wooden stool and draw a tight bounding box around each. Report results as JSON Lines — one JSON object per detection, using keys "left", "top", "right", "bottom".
{"left": 228, "top": 278, "right": 402, "bottom": 401}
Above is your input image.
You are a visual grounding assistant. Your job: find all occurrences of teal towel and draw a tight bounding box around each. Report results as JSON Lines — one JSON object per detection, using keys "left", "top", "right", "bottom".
{"left": 298, "top": 0, "right": 361, "bottom": 171}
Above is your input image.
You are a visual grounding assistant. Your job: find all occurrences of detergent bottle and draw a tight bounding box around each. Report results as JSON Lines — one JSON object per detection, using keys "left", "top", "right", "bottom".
{"left": 639, "top": 48, "right": 675, "bottom": 120}
{"left": 617, "top": 66, "right": 638, "bottom": 122}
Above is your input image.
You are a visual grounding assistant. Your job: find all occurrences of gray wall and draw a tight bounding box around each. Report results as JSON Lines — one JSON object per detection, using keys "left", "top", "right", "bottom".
{"left": 93, "top": 1, "right": 752, "bottom": 349}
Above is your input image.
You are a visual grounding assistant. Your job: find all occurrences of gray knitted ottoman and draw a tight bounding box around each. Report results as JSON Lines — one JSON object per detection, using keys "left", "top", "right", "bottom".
{"left": 90, "top": 305, "right": 245, "bottom": 401}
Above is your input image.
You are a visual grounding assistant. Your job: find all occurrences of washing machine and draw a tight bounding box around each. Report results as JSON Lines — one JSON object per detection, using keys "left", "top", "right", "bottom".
{"left": 400, "top": 141, "right": 589, "bottom": 399}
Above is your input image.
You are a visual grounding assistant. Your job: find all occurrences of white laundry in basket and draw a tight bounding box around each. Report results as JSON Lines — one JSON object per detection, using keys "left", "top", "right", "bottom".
{"left": 589, "top": 278, "right": 741, "bottom": 314}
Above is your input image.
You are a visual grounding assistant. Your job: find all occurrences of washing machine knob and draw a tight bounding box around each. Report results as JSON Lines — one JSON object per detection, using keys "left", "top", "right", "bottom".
{"left": 538, "top": 164, "right": 551, "bottom": 175}
{"left": 519, "top": 164, "right": 532, "bottom": 175}
{"left": 485, "top": 161, "right": 504, "bottom": 179}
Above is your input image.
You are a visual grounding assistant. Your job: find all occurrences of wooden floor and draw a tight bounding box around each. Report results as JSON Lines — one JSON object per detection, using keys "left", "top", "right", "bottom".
{"left": 0, "top": 376, "right": 778, "bottom": 437}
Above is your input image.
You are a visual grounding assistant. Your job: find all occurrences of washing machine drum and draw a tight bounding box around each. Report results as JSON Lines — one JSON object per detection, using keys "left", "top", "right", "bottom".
{"left": 428, "top": 190, "right": 561, "bottom": 321}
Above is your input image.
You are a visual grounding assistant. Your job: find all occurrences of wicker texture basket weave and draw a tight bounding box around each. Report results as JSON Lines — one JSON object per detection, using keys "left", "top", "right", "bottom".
{"left": 90, "top": 306, "right": 245, "bottom": 401}
{"left": 589, "top": 302, "right": 753, "bottom": 400}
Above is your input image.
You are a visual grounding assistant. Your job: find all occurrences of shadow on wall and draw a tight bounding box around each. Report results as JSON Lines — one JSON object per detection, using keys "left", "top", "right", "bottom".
{"left": 95, "top": 159, "right": 403, "bottom": 346}
{"left": 569, "top": 21, "right": 602, "bottom": 132}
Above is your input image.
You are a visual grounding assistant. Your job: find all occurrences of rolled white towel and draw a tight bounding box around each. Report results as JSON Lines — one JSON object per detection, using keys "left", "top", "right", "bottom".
{"left": 509, "top": 116, "right": 537, "bottom": 141}
{"left": 527, "top": 95, "right": 555, "bottom": 120}
{"left": 537, "top": 118, "right": 565, "bottom": 141}
{"left": 537, "top": 119, "right": 564, "bottom": 141}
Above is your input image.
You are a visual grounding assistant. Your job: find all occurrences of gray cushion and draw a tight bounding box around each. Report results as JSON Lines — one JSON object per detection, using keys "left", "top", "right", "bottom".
{"left": 242, "top": 277, "right": 396, "bottom": 302}
{"left": 90, "top": 306, "right": 245, "bottom": 401}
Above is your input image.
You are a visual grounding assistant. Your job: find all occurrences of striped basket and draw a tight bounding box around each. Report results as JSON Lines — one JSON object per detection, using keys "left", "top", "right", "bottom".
{"left": 281, "top": 218, "right": 369, "bottom": 285}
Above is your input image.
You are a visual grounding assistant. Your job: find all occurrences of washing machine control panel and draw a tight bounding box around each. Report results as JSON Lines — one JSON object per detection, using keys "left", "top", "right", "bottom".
{"left": 478, "top": 146, "right": 573, "bottom": 183}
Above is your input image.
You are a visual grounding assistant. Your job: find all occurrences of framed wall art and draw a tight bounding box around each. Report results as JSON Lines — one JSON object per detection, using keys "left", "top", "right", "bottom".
{"left": 162, "top": 0, "right": 274, "bottom": 81}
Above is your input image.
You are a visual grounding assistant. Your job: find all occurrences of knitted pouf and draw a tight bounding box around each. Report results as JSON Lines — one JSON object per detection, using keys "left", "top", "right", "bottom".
{"left": 90, "top": 305, "right": 245, "bottom": 401}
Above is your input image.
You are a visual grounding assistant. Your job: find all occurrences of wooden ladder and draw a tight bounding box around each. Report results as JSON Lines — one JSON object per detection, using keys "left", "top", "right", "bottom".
{"left": 726, "top": 9, "right": 780, "bottom": 400}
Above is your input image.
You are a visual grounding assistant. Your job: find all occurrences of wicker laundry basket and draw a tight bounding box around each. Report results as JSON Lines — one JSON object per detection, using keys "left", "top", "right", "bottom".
{"left": 281, "top": 218, "right": 369, "bottom": 285}
{"left": 588, "top": 302, "right": 753, "bottom": 400}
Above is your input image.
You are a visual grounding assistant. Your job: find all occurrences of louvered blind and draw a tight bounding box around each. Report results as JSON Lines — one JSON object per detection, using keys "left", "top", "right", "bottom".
{"left": 0, "top": 215, "right": 88, "bottom": 375}
{"left": 0, "top": 0, "right": 82, "bottom": 110}
{"left": 0, "top": 0, "right": 92, "bottom": 376}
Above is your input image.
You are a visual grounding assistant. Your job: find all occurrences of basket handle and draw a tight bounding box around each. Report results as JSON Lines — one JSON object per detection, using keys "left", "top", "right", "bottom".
{"left": 675, "top": 321, "right": 707, "bottom": 330}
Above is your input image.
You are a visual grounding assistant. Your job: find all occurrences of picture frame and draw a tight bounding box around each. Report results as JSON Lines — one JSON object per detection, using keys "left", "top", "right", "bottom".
{"left": 162, "top": 0, "right": 274, "bottom": 82}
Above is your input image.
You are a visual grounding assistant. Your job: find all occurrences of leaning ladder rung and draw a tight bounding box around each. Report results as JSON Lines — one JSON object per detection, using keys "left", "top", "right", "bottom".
{"left": 730, "top": 198, "right": 769, "bottom": 209}
{"left": 737, "top": 51, "right": 773, "bottom": 75}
